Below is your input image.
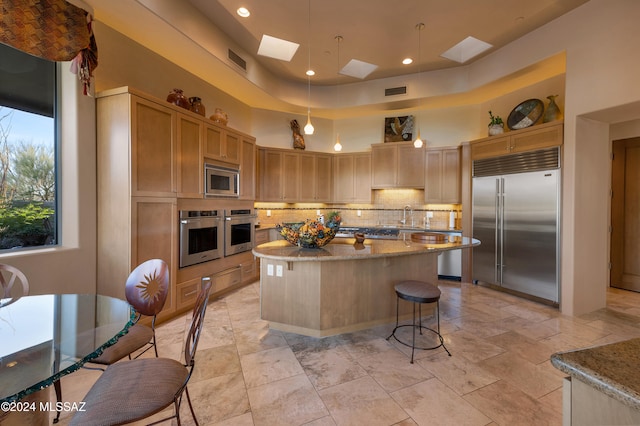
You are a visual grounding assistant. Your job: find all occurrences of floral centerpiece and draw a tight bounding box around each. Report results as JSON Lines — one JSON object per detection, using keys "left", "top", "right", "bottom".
{"left": 277, "top": 211, "right": 341, "bottom": 248}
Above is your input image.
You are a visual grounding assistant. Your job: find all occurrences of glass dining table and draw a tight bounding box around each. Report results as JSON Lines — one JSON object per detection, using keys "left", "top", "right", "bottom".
{"left": 0, "top": 294, "right": 134, "bottom": 423}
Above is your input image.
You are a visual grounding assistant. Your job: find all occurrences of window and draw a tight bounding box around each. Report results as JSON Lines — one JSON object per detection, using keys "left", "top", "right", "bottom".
{"left": 0, "top": 43, "right": 57, "bottom": 251}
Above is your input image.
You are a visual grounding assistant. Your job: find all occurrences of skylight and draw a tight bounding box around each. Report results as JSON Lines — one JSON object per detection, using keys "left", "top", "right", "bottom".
{"left": 257, "top": 34, "right": 300, "bottom": 62}
{"left": 440, "top": 36, "right": 493, "bottom": 63}
{"left": 340, "top": 59, "right": 378, "bottom": 80}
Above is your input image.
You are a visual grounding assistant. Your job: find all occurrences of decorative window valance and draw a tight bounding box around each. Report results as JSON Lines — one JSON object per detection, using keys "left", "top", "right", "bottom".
{"left": 0, "top": 0, "right": 98, "bottom": 95}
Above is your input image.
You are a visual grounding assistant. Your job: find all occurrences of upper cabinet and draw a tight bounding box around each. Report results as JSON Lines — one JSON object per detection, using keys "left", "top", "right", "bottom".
{"left": 471, "top": 121, "right": 563, "bottom": 160}
{"left": 129, "top": 95, "right": 177, "bottom": 197}
{"left": 371, "top": 142, "right": 425, "bottom": 188}
{"left": 204, "top": 123, "right": 241, "bottom": 165}
{"left": 333, "top": 153, "right": 372, "bottom": 203}
{"left": 424, "top": 147, "right": 461, "bottom": 204}
{"left": 299, "top": 152, "right": 332, "bottom": 202}
{"left": 177, "top": 113, "right": 203, "bottom": 198}
{"left": 239, "top": 136, "right": 256, "bottom": 200}
{"left": 257, "top": 148, "right": 332, "bottom": 202}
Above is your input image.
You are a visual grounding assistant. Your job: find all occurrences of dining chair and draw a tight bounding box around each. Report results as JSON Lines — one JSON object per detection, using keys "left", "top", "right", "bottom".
{"left": 70, "top": 277, "right": 212, "bottom": 426}
{"left": 91, "top": 258, "right": 170, "bottom": 365}
{"left": 0, "top": 263, "right": 29, "bottom": 307}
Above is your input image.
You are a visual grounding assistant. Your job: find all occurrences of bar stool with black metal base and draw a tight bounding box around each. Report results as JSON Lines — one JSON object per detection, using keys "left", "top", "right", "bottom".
{"left": 387, "top": 280, "right": 451, "bottom": 363}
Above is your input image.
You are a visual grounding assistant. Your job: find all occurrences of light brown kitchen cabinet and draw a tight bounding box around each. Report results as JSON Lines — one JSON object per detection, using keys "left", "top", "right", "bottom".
{"left": 176, "top": 277, "right": 201, "bottom": 311}
{"left": 129, "top": 96, "right": 177, "bottom": 196}
{"left": 177, "top": 113, "right": 203, "bottom": 198}
{"left": 282, "top": 151, "right": 300, "bottom": 201}
{"left": 371, "top": 142, "right": 424, "bottom": 188}
{"left": 258, "top": 148, "right": 284, "bottom": 201}
{"left": 425, "top": 147, "right": 461, "bottom": 203}
{"left": 298, "top": 152, "right": 332, "bottom": 202}
{"left": 257, "top": 148, "right": 331, "bottom": 202}
{"left": 204, "top": 123, "right": 241, "bottom": 164}
{"left": 97, "top": 88, "right": 180, "bottom": 320}
{"left": 471, "top": 121, "right": 563, "bottom": 160}
{"left": 333, "top": 153, "right": 372, "bottom": 203}
{"left": 239, "top": 136, "right": 256, "bottom": 200}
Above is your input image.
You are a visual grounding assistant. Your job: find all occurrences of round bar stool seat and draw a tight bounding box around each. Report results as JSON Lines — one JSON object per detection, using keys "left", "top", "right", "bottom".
{"left": 387, "top": 280, "right": 451, "bottom": 363}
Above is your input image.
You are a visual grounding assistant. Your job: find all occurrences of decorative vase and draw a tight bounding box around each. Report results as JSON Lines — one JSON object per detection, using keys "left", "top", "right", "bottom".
{"left": 189, "top": 97, "right": 206, "bottom": 116}
{"left": 543, "top": 95, "right": 562, "bottom": 123}
{"left": 488, "top": 123, "right": 504, "bottom": 136}
{"left": 210, "top": 108, "right": 228, "bottom": 125}
{"left": 166, "top": 89, "right": 190, "bottom": 110}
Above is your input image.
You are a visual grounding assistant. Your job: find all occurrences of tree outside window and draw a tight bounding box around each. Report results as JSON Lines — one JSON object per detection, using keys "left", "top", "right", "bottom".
{"left": 0, "top": 107, "right": 56, "bottom": 250}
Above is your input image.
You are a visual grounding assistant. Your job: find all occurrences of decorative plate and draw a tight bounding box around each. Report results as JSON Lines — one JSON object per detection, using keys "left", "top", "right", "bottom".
{"left": 507, "top": 99, "right": 544, "bottom": 130}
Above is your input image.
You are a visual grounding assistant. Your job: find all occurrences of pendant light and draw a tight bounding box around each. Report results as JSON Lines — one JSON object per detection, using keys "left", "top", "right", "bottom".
{"left": 413, "top": 23, "right": 425, "bottom": 149}
{"left": 303, "top": 0, "right": 314, "bottom": 135}
{"left": 333, "top": 35, "right": 343, "bottom": 152}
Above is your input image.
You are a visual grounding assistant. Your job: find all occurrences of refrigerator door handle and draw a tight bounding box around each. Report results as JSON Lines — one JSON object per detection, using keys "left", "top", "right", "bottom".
{"left": 494, "top": 178, "right": 501, "bottom": 283}
{"left": 498, "top": 177, "right": 505, "bottom": 284}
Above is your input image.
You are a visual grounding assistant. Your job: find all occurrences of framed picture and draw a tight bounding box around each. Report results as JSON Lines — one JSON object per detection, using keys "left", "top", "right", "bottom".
{"left": 384, "top": 115, "right": 413, "bottom": 142}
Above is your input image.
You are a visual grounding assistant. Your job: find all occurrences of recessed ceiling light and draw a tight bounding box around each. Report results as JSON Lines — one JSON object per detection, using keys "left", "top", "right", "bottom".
{"left": 237, "top": 7, "right": 250, "bottom": 18}
{"left": 306, "top": 69, "right": 315, "bottom": 76}
{"left": 402, "top": 58, "right": 413, "bottom": 65}
{"left": 440, "top": 36, "right": 493, "bottom": 63}
{"left": 340, "top": 59, "right": 378, "bottom": 79}
{"left": 257, "top": 34, "right": 300, "bottom": 62}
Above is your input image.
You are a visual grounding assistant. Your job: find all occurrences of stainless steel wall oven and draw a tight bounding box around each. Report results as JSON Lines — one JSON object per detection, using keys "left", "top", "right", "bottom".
{"left": 224, "top": 209, "right": 256, "bottom": 256}
{"left": 179, "top": 210, "right": 224, "bottom": 268}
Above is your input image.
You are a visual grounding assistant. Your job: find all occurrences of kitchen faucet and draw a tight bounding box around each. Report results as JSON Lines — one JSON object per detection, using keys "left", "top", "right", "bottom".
{"left": 401, "top": 205, "right": 413, "bottom": 226}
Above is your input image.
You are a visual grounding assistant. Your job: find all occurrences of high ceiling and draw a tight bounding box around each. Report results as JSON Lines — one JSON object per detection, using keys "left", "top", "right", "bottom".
{"left": 186, "top": 0, "right": 589, "bottom": 85}
{"left": 80, "top": 0, "right": 587, "bottom": 114}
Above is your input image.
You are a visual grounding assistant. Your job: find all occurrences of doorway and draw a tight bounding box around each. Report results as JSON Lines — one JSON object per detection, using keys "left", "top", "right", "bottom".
{"left": 611, "top": 137, "right": 640, "bottom": 291}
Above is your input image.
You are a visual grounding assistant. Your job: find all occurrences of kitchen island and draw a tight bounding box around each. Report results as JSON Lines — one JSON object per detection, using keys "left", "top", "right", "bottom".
{"left": 551, "top": 338, "right": 640, "bottom": 425}
{"left": 253, "top": 235, "right": 479, "bottom": 337}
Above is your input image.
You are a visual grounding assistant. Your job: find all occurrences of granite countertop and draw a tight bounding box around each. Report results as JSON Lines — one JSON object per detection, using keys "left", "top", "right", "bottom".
{"left": 550, "top": 338, "right": 640, "bottom": 410}
{"left": 252, "top": 236, "right": 479, "bottom": 262}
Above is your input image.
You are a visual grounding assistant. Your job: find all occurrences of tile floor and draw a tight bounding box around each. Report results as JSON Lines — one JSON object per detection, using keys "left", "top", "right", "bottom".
{"left": 53, "top": 281, "right": 640, "bottom": 426}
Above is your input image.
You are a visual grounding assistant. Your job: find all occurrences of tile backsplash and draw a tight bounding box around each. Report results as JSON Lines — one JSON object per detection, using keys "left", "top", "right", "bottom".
{"left": 255, "top": 189, "right": 461, "bottom": 230}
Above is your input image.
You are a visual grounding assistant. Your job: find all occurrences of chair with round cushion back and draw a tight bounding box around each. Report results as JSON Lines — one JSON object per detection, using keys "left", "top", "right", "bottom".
{"left": 0, "top": 263, "right": 29, "bottom": 307}
{"left": 90, "top": 258, "right": 169, "bottom": 365}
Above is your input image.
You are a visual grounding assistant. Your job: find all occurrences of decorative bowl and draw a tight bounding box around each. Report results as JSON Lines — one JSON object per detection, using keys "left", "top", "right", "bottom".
{"left": 277, "top": 212, "right": 341, "bottom": 249}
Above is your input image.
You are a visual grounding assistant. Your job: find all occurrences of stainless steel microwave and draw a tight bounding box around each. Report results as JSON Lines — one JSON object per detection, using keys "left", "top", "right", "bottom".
{"left": 204, "top": 164, "right": 239, "bottom": 198}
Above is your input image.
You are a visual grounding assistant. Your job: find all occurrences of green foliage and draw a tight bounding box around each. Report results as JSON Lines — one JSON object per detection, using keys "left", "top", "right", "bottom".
{"left": 0, "top": 203, "right": 54, "bottom": 249}
{"left": 488, "top": 110, "right": 504, "bottom": 126}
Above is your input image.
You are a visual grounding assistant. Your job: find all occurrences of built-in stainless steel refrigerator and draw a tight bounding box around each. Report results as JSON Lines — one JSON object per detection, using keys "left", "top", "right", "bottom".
{"left": 472, "top": 148, "right": 560, "bottom": 303}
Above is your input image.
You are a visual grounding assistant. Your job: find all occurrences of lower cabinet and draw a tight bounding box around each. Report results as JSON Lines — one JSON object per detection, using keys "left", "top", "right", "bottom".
{"left": 176, "top": 277, "right": 201, "bottom": 311}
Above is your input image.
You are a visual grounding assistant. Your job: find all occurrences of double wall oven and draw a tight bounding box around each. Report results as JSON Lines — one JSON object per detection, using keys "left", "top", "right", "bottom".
{"left": 179, "top": 208, "right": 256, "bottom": 268}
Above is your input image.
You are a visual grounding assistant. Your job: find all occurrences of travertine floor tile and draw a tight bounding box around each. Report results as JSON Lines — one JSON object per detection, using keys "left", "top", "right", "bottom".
{"left": 247, "top": 374, "right": 329, "bottom": 426}
{"left": 240, "top": 346, "right": 305, "bottom": 388}
{"left": 391, "top": 377, "right": 492, "bottom": 426}
{"left": 319, "top": 376, "right": 409, "bottom": 426}
{"left": 463, "top": 380, "right": 562, "bottom": 425}
{"left": 417, "top": 351, "right": 498, "bottom": 396}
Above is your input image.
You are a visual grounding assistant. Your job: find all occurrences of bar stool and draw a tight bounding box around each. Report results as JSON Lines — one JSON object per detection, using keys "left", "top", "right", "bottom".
{"left": 387, "top": 280, "right": 451, "bottom": 363}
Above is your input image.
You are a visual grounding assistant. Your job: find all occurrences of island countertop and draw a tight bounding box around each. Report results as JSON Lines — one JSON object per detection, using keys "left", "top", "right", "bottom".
{"left": 252, "top": 235, "right": 479, "bottom": 262}
{"left": 551, "top": 338, "right": 640, "bottom": 411}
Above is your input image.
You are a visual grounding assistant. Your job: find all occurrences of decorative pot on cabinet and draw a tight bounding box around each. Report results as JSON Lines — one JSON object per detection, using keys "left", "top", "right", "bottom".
{"left": 488, "top": 123, "right": 504, "bottom": 136}
{"left": 189, "top": 97, "right": 206, "bottom": 116}
{"left": 166, "top": 89, "right": 190, "bottom": 110}
{"left": 210, "top": 108, "right": 228, "bottom": 125}
{"left": 543, "top": 95, "right": 562, "bottom": 123}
